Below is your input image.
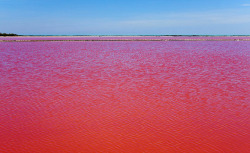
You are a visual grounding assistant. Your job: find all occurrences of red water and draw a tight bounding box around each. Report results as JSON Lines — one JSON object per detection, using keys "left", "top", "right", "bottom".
{"left": 0, "top": 40, "right": 249, "bottom": 152}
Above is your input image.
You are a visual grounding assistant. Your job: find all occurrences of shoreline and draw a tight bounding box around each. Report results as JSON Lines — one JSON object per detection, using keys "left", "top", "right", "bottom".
{"left": 1, "top": 39, "right": 250, "bottom": 42}
{"left": 1, "top": 36, "right": 250, "bottom": 42}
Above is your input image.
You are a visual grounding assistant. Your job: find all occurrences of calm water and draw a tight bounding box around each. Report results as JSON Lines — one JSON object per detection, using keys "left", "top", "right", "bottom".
{"left": 0, "top": 40, "right": 249, "bottom": 152}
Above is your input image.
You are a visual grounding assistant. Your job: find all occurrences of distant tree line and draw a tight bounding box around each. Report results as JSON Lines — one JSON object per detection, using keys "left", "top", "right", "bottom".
{"left": 0, "top": 32, "right": 18, "bottom": 36}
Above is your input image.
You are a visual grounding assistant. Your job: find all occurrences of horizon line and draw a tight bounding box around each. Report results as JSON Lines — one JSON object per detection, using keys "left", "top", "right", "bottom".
{"left": 5, "top": 34, "right": 250, "bottom": 37}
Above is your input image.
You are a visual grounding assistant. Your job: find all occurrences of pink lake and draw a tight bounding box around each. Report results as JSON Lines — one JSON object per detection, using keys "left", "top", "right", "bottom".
{"left": 0, "top": 38, "right": 249, "bottom": 152}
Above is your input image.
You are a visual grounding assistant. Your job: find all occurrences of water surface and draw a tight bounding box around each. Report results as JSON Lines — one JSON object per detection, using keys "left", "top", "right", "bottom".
{"left": 0, "top": 40, "right": 249, "bottom": 152}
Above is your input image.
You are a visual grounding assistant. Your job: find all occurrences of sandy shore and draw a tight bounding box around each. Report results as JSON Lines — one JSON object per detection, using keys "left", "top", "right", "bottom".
{"left": 0, "top": 36, "right": 250, "bottom": 42}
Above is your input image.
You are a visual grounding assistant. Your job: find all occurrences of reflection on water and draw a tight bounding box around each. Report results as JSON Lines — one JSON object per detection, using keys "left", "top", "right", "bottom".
{"left": 0, "top": 41, "right": 249, "bottom": 152}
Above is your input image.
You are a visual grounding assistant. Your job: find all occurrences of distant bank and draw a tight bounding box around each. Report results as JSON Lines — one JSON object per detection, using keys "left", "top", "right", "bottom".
{"left": 1, "top": 34, "right": 250, "bottom": 37}
{"left": 0, "top": 33, "right": 18, "bottom": 36}
{"left": 0, "top": 36, "right": 250, "bottom": 42}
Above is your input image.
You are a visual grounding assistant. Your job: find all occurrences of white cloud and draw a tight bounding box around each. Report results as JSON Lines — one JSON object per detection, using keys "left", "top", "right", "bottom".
{"left": 242, "top": 4, "right": 250, "bottom": 6}
{"left": 117, "top": 9, "right": 250, "bottom": 28}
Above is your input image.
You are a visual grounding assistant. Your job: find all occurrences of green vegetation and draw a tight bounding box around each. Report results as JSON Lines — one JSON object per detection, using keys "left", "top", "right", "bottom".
{"left": 0, "top": 32, "right": 18, "bottom": 36}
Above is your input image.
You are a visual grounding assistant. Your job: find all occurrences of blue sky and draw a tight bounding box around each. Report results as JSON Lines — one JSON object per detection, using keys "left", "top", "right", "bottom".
{"left": 0, "top": 0, "right": 250, "bottom": 35}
